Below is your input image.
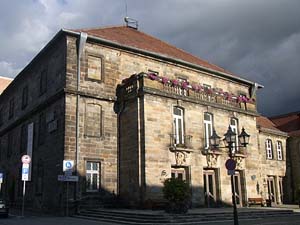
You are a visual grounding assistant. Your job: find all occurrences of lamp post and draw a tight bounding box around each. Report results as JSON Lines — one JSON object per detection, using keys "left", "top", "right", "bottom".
{"left": 209, "top": 126, "right": 250, "bottom": 225}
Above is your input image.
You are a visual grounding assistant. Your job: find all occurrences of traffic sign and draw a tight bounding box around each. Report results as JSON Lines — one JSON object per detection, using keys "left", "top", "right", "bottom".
{"left": 22, "top": 163, "right": 30, "bottom": 181}
{"left": 58, "top": 175, "right": 79, "bottom": 182}
{"left": 21, "top": 155, "right": 31, "bottom": 164}
{"left": 227, "top": 170, "right": 235, "bottom": 176}
{"left": 63, "top": 160, "right": 74, "bottom": 173}
{"left": 0, "top": 173, "right": 3, "bottom": 183}
{"left": 225, "top": 159, "right": 236, "bottom": 170}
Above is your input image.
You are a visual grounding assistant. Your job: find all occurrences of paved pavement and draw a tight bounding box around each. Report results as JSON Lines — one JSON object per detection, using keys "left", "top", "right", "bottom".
{"left": 1, "top": 204, "right": 299, "bottom": 225}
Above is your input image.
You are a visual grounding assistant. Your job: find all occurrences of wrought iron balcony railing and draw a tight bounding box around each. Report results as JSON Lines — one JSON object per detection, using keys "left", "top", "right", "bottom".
{"left": 169, "top": 134, "right": 193, "bottom": 150}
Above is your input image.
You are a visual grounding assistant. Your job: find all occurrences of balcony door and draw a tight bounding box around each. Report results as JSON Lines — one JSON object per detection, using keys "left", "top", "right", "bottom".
{"left": 267, "top": 176, "right": 277, "bottom": 204}
{"left": 173, "top": 107, "right": 184, "bottom": 145}
{"left": 203, "top": 170, "right": 217, "bottom": 207}
{"left": 233, "top": 172, "right": 243, "bottom": 207}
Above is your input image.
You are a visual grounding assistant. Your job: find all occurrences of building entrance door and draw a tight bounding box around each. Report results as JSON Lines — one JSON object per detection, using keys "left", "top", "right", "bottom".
{"left": 233, "top": 173, "right": 243, "bottom": 207}
{"left": 267, "top": 176, "right": 277, "bottom": 204}
{"left": 203, "top": 170, "right": 217, "bottom": 207}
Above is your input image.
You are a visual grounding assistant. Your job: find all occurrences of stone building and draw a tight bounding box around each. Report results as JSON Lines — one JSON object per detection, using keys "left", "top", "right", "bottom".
{"left": 270, "top": 112, "right": 300, "bottom": 203}
{"left": 256, "top": 116, "right": 287, "bottom": 205}
{"left": 0, "top": 25, "right": 287, "bottom": 212}
{"left": 0, "top": 76, "right": 13, "bottom": 94}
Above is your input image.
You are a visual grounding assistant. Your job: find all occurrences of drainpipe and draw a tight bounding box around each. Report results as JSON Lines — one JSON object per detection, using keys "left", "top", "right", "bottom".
{"left": 75, "top": 32, "right": 87, "bottom": 201}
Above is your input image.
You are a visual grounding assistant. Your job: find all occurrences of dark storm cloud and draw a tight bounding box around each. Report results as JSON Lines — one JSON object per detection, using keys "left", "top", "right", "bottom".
{"left": 0, "top": 0, "right": 299, "bottom": 116}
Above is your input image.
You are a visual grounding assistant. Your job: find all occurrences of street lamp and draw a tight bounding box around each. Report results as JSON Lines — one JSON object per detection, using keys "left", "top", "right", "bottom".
{"left": 209, "top": 125, "right": 250, "bottom": 225}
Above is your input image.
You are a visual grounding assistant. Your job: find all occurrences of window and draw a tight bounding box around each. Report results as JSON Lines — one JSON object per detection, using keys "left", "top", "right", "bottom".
{"left": 9, "top": 98, "right": 14, "bottom": 119}
{"left": 204, "top": 113, "right": 213, "bottom": 149}
{"left": 266, "top": 139, "right": 273, "bottom": 159}
{"left": 36, "top": 161, "right": 44, "bottom": 195}
{"left": 86, "top": 161, "right": 100, "bottom": 192}
{"left": 87, "top": 55, "right": 103, "bottom": 81}
{"left": 230, "top": 118, "right": 239, "bottom": 153}
{"left": 38, "top": 113, "right": 46, "bottom": 145}
{"left": 22, "top": 86, "right": 28, "bottom": 109}
{"left": 84, "top": 103, "right": 102, "bottom": 138}
{"left": 39, "top": 69, "right": 47, "bottom": 95}
{"left": 20, "top": 124, "right": 28, "bottom": 154}
{"left": 0, "top": 108, "right": 3, "bottom": 126}
{"left": 7, "top": 133, "right": 13, "bottom": 158}
{"left": 276, "top": 141, "right": 283, "bottom": 160}
{"left": 171, "top": 167, "right": 187, "bottom": 181}
{"left": 173, "top": 107, "right": 184, "bottom": 145}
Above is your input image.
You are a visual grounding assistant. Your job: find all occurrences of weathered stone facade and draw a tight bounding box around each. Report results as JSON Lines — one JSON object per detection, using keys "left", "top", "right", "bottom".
{"left": 0, "top": 25, "right": 288, "bottom": 212}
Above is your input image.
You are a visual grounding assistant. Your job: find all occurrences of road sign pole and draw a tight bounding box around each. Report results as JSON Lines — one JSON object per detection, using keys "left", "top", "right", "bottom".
{"left": 22, "top": 180, "right": 26, "bottom": 217}
{"left": 66, "top": 181, "right": 69, "bottom": 217}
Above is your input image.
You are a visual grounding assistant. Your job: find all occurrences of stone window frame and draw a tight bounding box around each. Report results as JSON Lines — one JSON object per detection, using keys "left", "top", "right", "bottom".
{"left": 8, "top": 97, "right": 14, "bottom": 119}
{"left": 172, "top": 106, "right": 185, "bottom": 146}
{"left": 85, "top": 53, "right": 105, "bottom": 83}
{"left": 204, "top": 112, "right": 213, "bottom": 149}
{"left": 276, "top": 141, "right": 283, "bottom": 160}
{"left": 22, "top": 85, "right": 29, "bottom": 109}
{"left": 39, "top": 68, "right": 48, "bottom": 96}
{"left": 229, "top": 117, "right": 239, "bottom": 153}
{"left": 83, "top": 158, "right": 105, "bottom": 193}
{"left": 266, "top": 139, "right": 273, "bottom": 159}
{"left": 84, "top": 101, "right": 104, "bottom": 139}
{"left": 0, "top": 108, "right": 3, "bottom": 126}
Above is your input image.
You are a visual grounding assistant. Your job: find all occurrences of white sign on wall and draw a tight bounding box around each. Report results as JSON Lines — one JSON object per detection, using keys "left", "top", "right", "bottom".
{"left": 22, "top": 163, "right": 29, "bottom": 181}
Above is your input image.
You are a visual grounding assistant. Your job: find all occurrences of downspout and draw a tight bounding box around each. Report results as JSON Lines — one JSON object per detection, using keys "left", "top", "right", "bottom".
{"left": 75, "top": 32, "right": 87, "bottom": 201}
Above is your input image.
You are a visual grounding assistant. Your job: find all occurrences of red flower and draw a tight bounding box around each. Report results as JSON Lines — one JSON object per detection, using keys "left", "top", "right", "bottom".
{"left": 162, "top": 77, "right": 169, "bottom": 84}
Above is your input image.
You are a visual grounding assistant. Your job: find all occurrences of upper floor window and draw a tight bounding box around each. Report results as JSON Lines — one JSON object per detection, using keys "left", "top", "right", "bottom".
{"left": 9, "top": 97, "right": 14, "bottom": 119}
{"left": 0, "top": 108, "right": 3, "bottom": 126}
{"left": 266, "top": 139, "right": 273, "bottom": 159}
{"left": 276, "top": 141, "right": 283, "bottom": 160}
{"left": 87, "top": 55, "right": 103, "bottom": 81}
{"left": 230, "top": 118, "right": 239, "bottom": 153}
{"left": 22, "top": 86, "right": 28, "bottom": 109}
{"left": 38, "top": 113, "right": 46, "bottom": 145}
{"left": 204, "top": 113, "right": 213, "bottom": 149}
{"left": 173, "top": 107, "right": 184, "bottom": 145}
{"left": 84, "top": 103, "right": 102, "bottom": 138}
{"left": 39, "top": 69, "right": 47, "bottom": 95}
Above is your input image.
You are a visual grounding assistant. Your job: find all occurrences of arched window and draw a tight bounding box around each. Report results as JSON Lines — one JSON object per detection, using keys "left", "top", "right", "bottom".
{"left": 230, "top": 118, "right": 239, "bottom": 153}
{"left": 266, "top": 139, "right": 273, "bottom": 159}
{"left": 276, "top": 141, "right": 283, "bottom": 160}
{"left": 173, "top": 107, "right": 184, "bottom": 145}
{"left": 204, "top": 113, "right": 213, "bottom": 149}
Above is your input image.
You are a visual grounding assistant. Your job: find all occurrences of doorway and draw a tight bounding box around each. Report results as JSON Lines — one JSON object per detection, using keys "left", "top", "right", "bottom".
{"left": 203, "top": 169, "right": 217, "bottom": 207}
{"left": 267, "top": 176, "right": 277, "bottom": 204}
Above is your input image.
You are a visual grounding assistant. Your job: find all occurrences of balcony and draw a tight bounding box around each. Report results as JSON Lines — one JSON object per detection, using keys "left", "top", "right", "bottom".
{"left": 140, "top": 74, "right": 257, "bottom": 113}
{"left": 169, "top": 134, "right": 193, "bottom": 152}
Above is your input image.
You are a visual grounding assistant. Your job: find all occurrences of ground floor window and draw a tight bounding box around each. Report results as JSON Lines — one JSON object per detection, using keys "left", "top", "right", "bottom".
{"left": 171, "top": 166, "right": 189, "bottom": 181}
{"left": 86, "top": 161, "right": 100, "bottom": 192}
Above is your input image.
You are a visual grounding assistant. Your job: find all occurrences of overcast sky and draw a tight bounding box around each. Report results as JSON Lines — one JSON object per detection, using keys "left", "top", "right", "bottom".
{"left": 0, "top": 0, "right": 299, "bottom": 116}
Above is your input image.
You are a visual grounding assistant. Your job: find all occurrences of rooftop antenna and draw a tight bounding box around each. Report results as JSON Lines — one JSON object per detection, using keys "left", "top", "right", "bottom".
{"left": 123, "top": 0, "right": 138, "bottom": 29}
{"left": 124, "top": 17, "right": 138, "bottom": 30}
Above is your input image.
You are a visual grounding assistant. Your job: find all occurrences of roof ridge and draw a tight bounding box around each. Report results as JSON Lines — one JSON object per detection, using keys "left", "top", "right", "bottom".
{"left": 0, "top": 76, "right": 13, "bottom": 80}
{"left": 270, "top": 111, "right": 300, "bottom": 119}
{"left": 72, "top": 25, "right": 126, "bottom": 32}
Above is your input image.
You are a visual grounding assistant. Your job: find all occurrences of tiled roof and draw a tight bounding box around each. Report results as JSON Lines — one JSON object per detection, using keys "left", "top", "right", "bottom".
{"left": 0, "top": 76, "right": 13, "bottom": 94}
{"left": 257, "top": 116, "right": 281, "bottom": 132}
{"left": 270, "top": 112, "right": 300, "bottom": 137}
{"left": 75, "top": 26, "right": 232, "bottom": 75}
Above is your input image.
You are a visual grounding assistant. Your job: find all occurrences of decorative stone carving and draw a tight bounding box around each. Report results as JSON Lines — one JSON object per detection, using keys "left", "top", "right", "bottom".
{"left": 175, "top": 151, "right": 186, "bottom": 165}
{"left": 206, "top": 153, "right": 218, "bottom": 167}
{"left": 234, "top": 156, "right": 244, "bottom": 170}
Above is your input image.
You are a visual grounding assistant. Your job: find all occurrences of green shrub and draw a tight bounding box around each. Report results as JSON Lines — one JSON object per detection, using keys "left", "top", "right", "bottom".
{"left": 162, "top": 178, "right": 191, "bottom": 213}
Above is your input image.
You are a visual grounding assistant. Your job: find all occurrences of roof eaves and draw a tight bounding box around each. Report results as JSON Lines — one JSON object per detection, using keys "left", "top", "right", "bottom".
{"left": 63, "top": 29, "right": 263, "bottom": 88}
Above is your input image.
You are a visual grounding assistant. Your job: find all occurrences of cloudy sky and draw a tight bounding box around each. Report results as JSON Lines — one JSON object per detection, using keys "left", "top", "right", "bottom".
{"left": 0, "top": 0, "right": 299, "bottom": 116}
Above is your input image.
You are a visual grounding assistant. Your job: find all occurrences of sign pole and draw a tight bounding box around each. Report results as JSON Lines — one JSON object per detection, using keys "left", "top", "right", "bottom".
{"left": 22, "top": 180, "right": 26, "bottom": 217}
{"left": 66, "top": 181, "right": 69, "bottom": 217}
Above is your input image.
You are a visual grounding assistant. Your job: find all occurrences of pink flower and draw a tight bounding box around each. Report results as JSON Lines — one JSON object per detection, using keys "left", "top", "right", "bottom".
{"left": 192, "top": 84, "right": 199, "bottom": 91}
{"left": 161, "top": 77, "right": 169, "bottom": 84}
{"left": 182, "top": 82, "right": 189, "bottom": 90}
{"left": 172, "top": 79, "right": 179, "bottom": 86}
{"left": 148, "top": 73, "right": 157, "bottom": 80}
